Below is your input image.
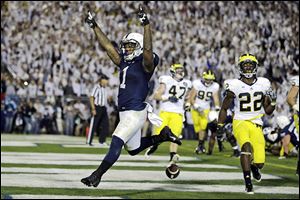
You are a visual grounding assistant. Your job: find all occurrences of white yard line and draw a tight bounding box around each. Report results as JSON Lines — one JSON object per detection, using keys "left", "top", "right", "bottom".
{"left": 1, "top": 167, "right": 281, "bottom": 181}
{"left": 7, "top": 195, "right": 122, "bottom": 199}
{"left": 1, "top": 173, "right": 297, "bottom": 194}
{"left": 1, "top": 151, "right": 206, "bottom": 162}
{"left": 1, "top": 142, "right": 38, "bottom": 147}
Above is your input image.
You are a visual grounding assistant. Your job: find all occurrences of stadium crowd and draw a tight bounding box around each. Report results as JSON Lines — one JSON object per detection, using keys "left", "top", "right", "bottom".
{"left": 1, "top": 1, "right": 299, "bottom": 143}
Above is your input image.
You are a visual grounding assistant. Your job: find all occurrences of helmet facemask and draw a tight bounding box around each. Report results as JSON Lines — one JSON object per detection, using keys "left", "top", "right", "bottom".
{"left": 239, "top": 60, "right": 257, "bottom": 79}
{"left": 238, "top": 54, "right": 258, "bottom": 79}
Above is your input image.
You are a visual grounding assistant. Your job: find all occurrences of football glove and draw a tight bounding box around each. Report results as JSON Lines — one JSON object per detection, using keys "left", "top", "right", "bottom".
{"left": 266, "top": 88, "right": 277, "bottom": 106}
{"left": 168, "top": 96, "right": 179, "bottom": 103}
{"left": 85, "top": 11, "right": 97, "bottom": 28}
{"left": 137, "top": 5, "right": 149, "bottom": 26}
{"left": 216, "top": 124, "right": 225, "bottom": 141}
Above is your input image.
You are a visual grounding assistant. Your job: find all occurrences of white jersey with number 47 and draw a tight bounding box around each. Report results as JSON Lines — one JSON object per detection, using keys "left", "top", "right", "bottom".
{"left": 159, "top": 75, "right": 192, "bottom": 114}
{"left": 224, "top": 77, "right": 271, "bottom": 125}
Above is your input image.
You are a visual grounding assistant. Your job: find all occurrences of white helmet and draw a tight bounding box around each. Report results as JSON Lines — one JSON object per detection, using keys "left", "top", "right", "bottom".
{"left": 208, "top": 110, "right": 219, "bottom": 122}
{"left": 120, "top": 32, "right": 143, "bottom": 61}
{"left": 276, "top": 115, "right": 290, "bottom": 129}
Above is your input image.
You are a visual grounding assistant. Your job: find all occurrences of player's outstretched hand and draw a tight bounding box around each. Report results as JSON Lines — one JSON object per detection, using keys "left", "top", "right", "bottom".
{"left": 85, "top": 11, "right": 97, "bottom": 28}
{"left": 137, "top": 4, "right": 149, "bottom": 26}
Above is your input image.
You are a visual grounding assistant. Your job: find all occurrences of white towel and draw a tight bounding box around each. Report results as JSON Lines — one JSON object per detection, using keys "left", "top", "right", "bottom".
{"left": 145, "top": 103, "right": 163, "bottom": 127}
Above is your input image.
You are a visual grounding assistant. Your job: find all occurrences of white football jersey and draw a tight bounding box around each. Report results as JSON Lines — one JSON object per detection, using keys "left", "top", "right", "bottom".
{"left": 159, "top": 75, "right": 192, "bottom": 114}
{"left": 224, "top": 77, "right": 271, "bottom": 125}
{"left": 192, "top": 80, "right": 220, "bottom": 110}
{"left": 290, "top": 76, "right": 299, "bottom": 106}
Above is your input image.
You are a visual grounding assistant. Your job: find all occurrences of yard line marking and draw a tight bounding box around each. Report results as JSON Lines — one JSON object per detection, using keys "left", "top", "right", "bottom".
{"left": 8, "top": 195, "right": 122, "bottom": 199}
{"left": 1, "top": 173, "right": 296, "bottom": 194}
{"left": 1, "top": 168, "right": 281, "bottom": 181}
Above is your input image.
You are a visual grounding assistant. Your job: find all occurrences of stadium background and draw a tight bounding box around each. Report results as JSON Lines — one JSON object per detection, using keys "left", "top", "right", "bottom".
{"left": 1, "top": 1, "right": 299, "bottom": 199}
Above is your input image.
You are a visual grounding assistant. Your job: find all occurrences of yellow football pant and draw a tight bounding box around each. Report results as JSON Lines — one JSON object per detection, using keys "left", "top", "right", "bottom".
{"left": 154, "top": 111, "right": 183, "bottom": 137}
{"left": 232, "top": 120, "right": 265, "bottom": 163}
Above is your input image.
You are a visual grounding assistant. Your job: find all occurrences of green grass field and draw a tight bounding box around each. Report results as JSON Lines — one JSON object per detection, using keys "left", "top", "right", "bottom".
{"left": 1, "top": 134, "right": 299, "bottom": 199}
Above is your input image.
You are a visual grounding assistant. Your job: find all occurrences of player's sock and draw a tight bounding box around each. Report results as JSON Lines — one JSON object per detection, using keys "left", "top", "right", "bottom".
{"left": 170, "top": 152, "right": 176, "bottom": 161}
{"left": 128, "top": 137, "right": 160, "bottom": 155}
{"left": 243, "top": 171, "right": 252, "bottom": 186}
{"left": 94, "top": 135, "right": 124, "bottom": 177}
{"left": 198, "top": 140, "right": 204, "bottom": 147}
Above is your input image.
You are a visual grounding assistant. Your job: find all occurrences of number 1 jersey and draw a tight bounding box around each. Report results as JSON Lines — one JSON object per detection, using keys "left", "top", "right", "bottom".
{"left": 118, "top": 53, "right": 159, "bottom": 111}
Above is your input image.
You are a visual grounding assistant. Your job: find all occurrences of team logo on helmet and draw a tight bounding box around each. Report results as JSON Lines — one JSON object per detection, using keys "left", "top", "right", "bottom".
{"left": 170, "top": 63, "right": 185, "bottom": 81}
{"left": 202, "top": 70, "right": 215, "bottom": 86}
{"left": 238, "top": 53, "right": 258, "bottom": 79}
{"left": 120, "top": 32, "right": 143, "bottom": 61}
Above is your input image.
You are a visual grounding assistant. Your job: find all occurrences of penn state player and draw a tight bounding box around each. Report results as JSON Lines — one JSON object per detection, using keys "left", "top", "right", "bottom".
{"left": 217, "top": 54, "right": 276, "bottom": 194}
{"left": 206, "top": 110, "right": 240, "bottom": 157}
{"left": 188, "top": 70, "right": 220, "bottom": 154}
{"left": 82, "top": 5, "right": 181, "bottom": 187}
{"left": 145, "top": 64, "right": 192, "bottom": 162}
{"left": 275, "top": 115, "right": 299, "bottom": 159}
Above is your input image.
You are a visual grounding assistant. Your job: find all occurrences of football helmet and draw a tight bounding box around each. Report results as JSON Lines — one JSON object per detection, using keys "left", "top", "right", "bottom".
{"left": 202, "top": 69, "right": 215, "bottom": 86}
{"left": 170, "top": 63, "right": 185, "bottom": 81}
{"left": 276, "top": 115, "right": 290, "bottom": 129}
{"left": 238, "top": 53, "right": 258, "bottom": 78}
{"left": 120, "top": 32, "right": 143, "bottom": 61}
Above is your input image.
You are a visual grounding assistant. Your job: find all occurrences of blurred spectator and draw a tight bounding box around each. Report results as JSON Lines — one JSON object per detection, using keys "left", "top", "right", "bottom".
{"left": 0, "top": 1, "right": 299, "bottom": 134}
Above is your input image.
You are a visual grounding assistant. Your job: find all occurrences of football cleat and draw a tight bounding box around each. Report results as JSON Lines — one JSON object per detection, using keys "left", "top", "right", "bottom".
{"left": 81, "top": 172, "right": 101, "bottom": 187}
{"left": 251, "top": 165, "right": 262, "bottom": 182}
{"left": 145, "top": 145, "right": 158, "bottom": 157}
{"left": 245, "top": 183, "right": 254, "bottom": 194}
{"left": 170, "top": 153, "right": 180, "bottom": 163}
{"left": 195, "top": 146, "right": 206, "bottom": 154}
{"left": 232, "top": 149, "right": 241, "bottom": 158}
{"left": 159, "top": 126, "right": 182, "bottom": 145}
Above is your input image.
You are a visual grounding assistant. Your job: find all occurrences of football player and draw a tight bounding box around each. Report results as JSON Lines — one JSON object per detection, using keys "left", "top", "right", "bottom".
{"left": 217, "top": 53, "right": 276, "bottom": 194}
{"left": 82, "top": 5, "right": 181, "bottom": 188}
{"left": 275, "top": 115, "right": 299, "bottom": 159}
{"left": 145, "top": 64, "right": 192, "bottom": 162}
{"left": 206, "top": 110, "right": 240, "bottom": 157}
{"left": 188, "top": 69, "right": 220, "bottom": 154}
{"left": 286, "top": 73, "right": 299, "bottom": 175}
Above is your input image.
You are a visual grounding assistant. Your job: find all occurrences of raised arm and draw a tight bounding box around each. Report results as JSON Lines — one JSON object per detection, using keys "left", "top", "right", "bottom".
{"left": 85, "top": 11, "right": 121, "bottom": 66}
{"left": 137, "top": 5, "right": 154, "bottom": 73}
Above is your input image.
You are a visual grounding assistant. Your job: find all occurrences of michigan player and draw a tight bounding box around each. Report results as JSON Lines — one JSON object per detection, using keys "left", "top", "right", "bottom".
{"left": 217, "top": 54, "right": 276, "bottom": 194}
{"left": 188, "top": 69, "right": 220, "bottom": 154}
{"left": 286, "top": 74, "right": 299, "bottom": 175}
{"left": 82, "top": 5, "right": 181, "bottom": 187}
{"left": 145, "top": 64, "right": 192, "bottom": 162}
